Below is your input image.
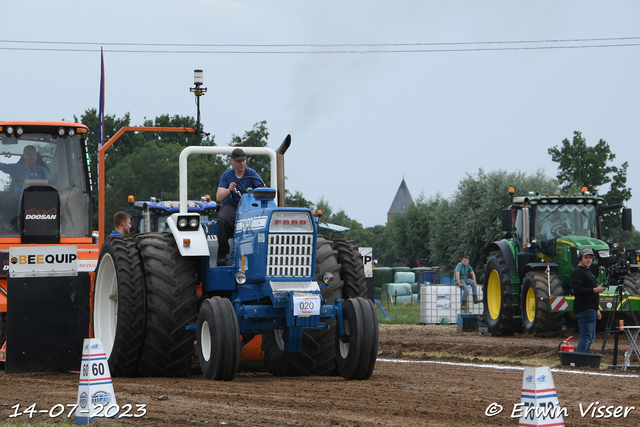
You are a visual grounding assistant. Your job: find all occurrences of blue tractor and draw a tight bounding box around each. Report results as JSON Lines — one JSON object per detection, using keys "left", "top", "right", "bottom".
{"left": 126, "top": 196, "right": 218, "bottom": 235}
{"left": 92, "top": 143, "right": 377, "bottom": 380}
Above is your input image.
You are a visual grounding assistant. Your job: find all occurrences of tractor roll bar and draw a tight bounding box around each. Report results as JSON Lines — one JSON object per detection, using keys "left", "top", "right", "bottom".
{"left": 98, "top": 126, "right": 197, "bottom": 247}
{"left": 178, "top": 146, "right": 277, "bottom": 214}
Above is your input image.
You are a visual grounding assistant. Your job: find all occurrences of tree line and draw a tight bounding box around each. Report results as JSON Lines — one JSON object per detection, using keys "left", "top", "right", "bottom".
{"left": 75, "top": 110, "right": 636, "bottom": 278}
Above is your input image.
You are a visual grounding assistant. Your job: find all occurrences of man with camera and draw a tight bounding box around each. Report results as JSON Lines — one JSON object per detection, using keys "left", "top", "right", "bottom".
{"left": 572, "top": 247, "right": 606, "bottom": 353}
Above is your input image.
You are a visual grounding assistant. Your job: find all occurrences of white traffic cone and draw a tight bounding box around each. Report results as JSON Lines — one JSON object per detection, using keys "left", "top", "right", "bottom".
{"left": 74, "top": 338, "right": 118, "bottom": 425}
{"left": 518, "top": 366, "right": 565, "bottom": 426}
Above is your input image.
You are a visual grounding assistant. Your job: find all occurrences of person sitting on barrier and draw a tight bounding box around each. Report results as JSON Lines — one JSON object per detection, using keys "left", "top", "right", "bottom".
{"left": 215, "top": 148, "right": 263, "bottom": 266}
{"left": 572, "top": 247, "right": 605, "bottom": 353}
{"left": 455, "top": 255, "right": 482, "bottom": 312}
{"left": 109, "top": 211, "right": 132, "bottom": 237}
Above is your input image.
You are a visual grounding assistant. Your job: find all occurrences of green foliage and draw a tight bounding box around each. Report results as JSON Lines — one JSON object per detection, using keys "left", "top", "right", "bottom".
{"left": 386, "top": 169, "right": 558, "bottom": 277}
{"left": 548, "top": 131, "right": 618, "bottom": 191}
{"left": 548, "top": 131, "right": 632, "bottom": 234}
{"left": 76, "top": 108, "right": 268, "bottom": 234}
{"left": 285, "top": 189, "right": 312, "bottom": 208}
{"left": 142, "top": 114, "right": 213, "bottom": 147}
{"left": 104, "top": 143, "right": 226, "bottom": 229}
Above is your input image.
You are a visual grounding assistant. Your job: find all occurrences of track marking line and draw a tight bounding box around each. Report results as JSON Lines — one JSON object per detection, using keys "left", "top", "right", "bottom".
{"left": 376, "top": 358, "right": 640, "bottom": 378}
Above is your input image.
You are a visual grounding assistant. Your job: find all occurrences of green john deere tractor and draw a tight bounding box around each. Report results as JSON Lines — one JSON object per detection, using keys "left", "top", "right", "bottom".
{"left": 483, "top": 187, "right": 640, "bottom": 336}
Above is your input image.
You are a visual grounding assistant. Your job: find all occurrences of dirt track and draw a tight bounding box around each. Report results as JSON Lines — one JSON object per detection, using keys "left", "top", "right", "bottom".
{"left": 2, "top": 324, "right": 640, "bottom": 426}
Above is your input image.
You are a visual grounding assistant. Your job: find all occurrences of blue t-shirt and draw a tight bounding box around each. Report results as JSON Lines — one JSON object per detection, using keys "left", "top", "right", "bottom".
{"left": 218, "top": 167, "right": 263, "bottom": 207}
{"left": 455, "top": 262, "right": 473, "bottom": 281}
{"left": 0, "top": 163, "right": 50, "bottom": 191}
{"left": 109, "top": 230, "right": 123, "bottom": 237}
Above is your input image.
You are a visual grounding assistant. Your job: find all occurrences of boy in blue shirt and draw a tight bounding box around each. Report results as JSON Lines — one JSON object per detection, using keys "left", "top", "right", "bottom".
{"left": 455, "top": 255, "right": 482, "bottom": 312}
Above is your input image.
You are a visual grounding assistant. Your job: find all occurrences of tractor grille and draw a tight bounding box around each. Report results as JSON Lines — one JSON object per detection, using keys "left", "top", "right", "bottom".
{"left": 267, "top": 233, "right": 313, "bottom": 278}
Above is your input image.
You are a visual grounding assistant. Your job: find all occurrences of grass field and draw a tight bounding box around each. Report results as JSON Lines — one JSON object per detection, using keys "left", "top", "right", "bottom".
{"left": 375, "top": 300, "right": 422, "bottom": 325}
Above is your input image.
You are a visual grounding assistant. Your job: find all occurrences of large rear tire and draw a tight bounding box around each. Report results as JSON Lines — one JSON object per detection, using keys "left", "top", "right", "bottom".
{"left": 620, "top": 271, "right": 640, "bottom": 326}
{"left": 93, "top": 237, "right": 145, "bottom": 377}
{"left": 521, "top": 270, "right": 564, "bottom": 334}
{"left": 263, "top": 235, "right": 344, "bottom": 376}
{"left": 197, "top": 297, "right": 240, "bottom": 381}
{"left": 483, "top": 251, "right": 518, "bottom": 336}
{"left": 135, "top": 232, "right": 199, "bottom": 377}
{"left": 334, "top": 238, "right": 368, "bottom": 299}
{"left": 336, "top": 297, "right": 379, "bottom": 380}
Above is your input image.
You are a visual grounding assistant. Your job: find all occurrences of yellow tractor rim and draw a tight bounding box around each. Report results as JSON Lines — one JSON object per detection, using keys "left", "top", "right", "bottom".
{"left": 526, "top": 286, "right": 536, "bottom": 323}
{"left": 487, "top": 269, "right": 502, "bottom": 320}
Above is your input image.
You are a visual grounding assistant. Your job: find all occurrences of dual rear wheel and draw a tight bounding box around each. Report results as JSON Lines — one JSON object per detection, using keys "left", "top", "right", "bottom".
{"left": 484, "top": 250, "right": 564, "bottom": 336}
{"left": 93, "top": 233, "right": 198, "bottom": 378}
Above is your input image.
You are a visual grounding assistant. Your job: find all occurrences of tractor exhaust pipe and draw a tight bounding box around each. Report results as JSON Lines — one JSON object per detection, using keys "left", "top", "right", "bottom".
{"left": 276, "top": 135, "right": 291, "bottom": 207}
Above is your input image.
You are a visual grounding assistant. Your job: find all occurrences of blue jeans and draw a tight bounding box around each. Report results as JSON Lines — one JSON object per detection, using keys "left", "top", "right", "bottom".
{"left": 459, "top": 279, "right": 478, "bottom": 302}
{"left": 575, "top": 309, "right": 597, "bottom": 353}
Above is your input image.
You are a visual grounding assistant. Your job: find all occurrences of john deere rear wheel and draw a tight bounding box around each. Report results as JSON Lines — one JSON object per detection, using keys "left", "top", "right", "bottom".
{"left": 93, "top": 236, "right": 145, "bottom": 377}
{"left": 521, "top": 270, "right": 564, "bottom": 334}
{"left": 263, "top": 235, "right": 344, "bottom": 376}
{"left": 135, "top": 232, "right": 199, "bottom": 377}
{"left": 483, "top": 251, "right": 518, "bottom": 336}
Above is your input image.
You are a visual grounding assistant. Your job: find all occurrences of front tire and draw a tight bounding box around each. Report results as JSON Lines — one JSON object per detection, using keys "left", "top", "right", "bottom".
{"left": 93, "top": 237, "right": 145, "bottom": 377}
{"left": 483, "top": 251, "right": 517, "bottom": 336}
{"left": 197, "top": 297, "right": 240, "bottom": 381}
{"left": 336, "top": 297, "right": 379, "bottom": 380}
{"left": 521, "top": 270, "right": 564, "bottom": 334}
{"left": 135, "top": 233, "right": 199, "bottom": 377}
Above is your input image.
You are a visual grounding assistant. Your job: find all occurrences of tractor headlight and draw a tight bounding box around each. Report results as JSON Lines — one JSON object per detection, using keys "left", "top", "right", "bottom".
{"left": 321, "top": 272, "right": 334, "bottom": 285}
{"left": 176, "top": 214, "right": 200, "bottom": 231}
{"left": 598, "top": 250, "right": 610, "bottom": 258}
{"left": 235, "top": 272, "right": 247, "bottom": 285}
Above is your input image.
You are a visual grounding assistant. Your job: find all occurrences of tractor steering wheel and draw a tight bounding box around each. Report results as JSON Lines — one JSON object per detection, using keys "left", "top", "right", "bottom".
{"left": 230, "top": 175, "right": 265, "bottom": 203}
{"left": 550, "top": 222, "right": 573, "bottom": 237}
{"left": 14, "top": 165, "right": 48, "bottom": 190}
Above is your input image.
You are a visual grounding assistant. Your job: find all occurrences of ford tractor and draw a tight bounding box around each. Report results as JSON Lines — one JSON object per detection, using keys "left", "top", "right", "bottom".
{"left": 0, "top": 121, "right": 98, "bottom": 372}
{"left": 92, "top": 141, "right": 377, "bottom": 380}
{"left": 484, "top": 187, "right": 638, "bottom": 336}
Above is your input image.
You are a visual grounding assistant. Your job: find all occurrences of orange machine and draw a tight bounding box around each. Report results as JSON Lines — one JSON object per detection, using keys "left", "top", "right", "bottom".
{"left": 0, "top": 121, "right": 99, "bottom": 372}
{"left": 0, "top": 122, "right": 263, "bottom": 373}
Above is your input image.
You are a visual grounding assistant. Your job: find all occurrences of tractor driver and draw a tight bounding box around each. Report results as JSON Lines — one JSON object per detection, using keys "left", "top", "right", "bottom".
{"left": 0, "top": 145, "right": 51, "bottom": 231}
{"left": 0, "top": 145, "right": 50, "bottom": 192}
{"left": 540, "top": 209, "right": 570, "bottom": 240}
{"left": 215, "top": 148, "right": 263, "bottom": 265}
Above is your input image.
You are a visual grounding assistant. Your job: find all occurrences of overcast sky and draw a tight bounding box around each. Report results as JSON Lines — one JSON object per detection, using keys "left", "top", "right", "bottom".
{"left": 2, "top": 1, "right": 639, "bottom": 228}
